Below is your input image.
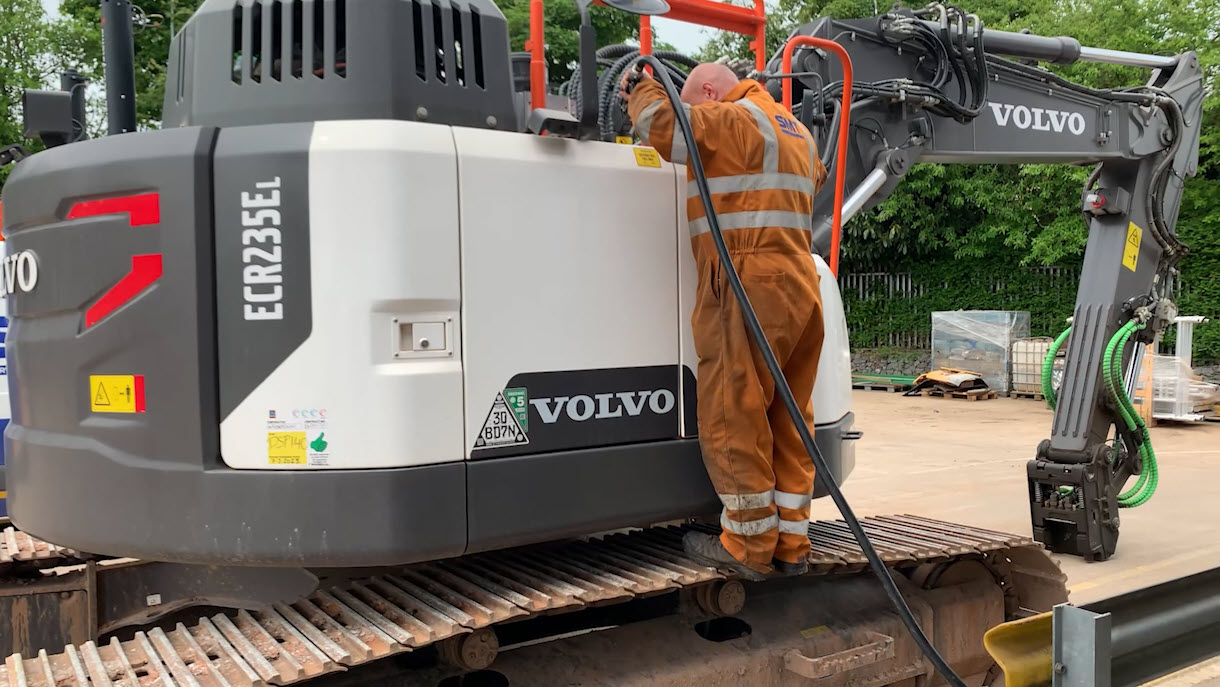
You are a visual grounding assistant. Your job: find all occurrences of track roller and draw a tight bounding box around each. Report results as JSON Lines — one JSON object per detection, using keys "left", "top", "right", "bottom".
{"left": 439, "top": 629, "right": 500, "bottom": 671}
{"left": 695, "top": 580, "right": 746, "bottom": 617}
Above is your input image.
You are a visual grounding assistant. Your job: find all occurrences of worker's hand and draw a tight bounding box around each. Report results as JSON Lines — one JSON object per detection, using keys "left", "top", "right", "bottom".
{"left": 618, "top": 67, "right": 652, "bottom": 101}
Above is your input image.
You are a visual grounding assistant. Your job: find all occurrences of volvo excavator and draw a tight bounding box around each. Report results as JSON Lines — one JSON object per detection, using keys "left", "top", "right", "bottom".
{"left": 0, "top": 0, "right": 1204, "bottom": 682}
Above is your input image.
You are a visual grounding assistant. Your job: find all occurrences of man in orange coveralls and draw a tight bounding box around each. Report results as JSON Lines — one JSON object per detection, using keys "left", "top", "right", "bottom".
{"left": 622, "top": 63, "right": 827, "bottom": 580}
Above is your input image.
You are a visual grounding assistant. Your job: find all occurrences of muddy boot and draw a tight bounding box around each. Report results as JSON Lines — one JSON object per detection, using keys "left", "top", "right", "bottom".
{"left": 682, "top": 531, "right": 770, "bottom": 582}
{"left": 771, "top": 558, "right": 809, "bottom": 577}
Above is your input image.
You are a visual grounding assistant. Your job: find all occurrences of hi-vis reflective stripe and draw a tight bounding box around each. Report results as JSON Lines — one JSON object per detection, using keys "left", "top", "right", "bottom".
{"left": 687, "top": 173, "right": 816, "bottom": 199}
{"left": 634, "top": 100, "right": 663, "bottom": 143}
{"left": 689, "top": 210, "right": 813, "bottom": 236}
{"left": 671, "top": 103, "right": 692, "bottom": 164}
{"left": 774, "top": 489, "right": 813, "bottom": 511}
{"left": 718, "top": 488, "right": 813, "bottom": 511}
{"left": 779, "top": 519, "right": 810, "bottom": 535}
{"left": 718, "top": 490, "right": 773, "bottom": 510}
{"left": 721, "top": 511, "right": 779, "bottom": 536}
{"left": 735, "top": 98, "right": 779, "bottom": 173}
{"left": 803, "top": 121, "right": 818, "bottom": 183}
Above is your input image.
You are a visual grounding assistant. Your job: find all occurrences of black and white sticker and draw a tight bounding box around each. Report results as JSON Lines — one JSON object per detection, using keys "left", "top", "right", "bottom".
{"left": 472, "top": 366, "right": 695, "bottom": 459}
{"left": 474, "top": 392, "right": 529, "bottom": 448}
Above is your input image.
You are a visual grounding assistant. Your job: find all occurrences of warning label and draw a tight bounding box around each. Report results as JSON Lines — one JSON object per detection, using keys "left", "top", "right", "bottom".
{"left": 89, "top": 375, "right": 145, "bottom": 413}
{"left": 633, "top": 147, "right": 662, "bottom": 168}
{"left": 474, "top": 392, "right": 529, "bottom": 448}
{"left": 1122, "top": 221, "right": 1142, "bottom": 272}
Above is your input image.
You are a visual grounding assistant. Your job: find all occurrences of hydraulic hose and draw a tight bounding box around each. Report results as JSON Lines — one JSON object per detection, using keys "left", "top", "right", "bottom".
{"left": 1102, "top": 320, "right": 1158, "bottom": 507}
{"left": 1043, "top": 326, "right": 1072, "bottom": 410}
{"left": 628, "top": 54, "right": 969, "bottom": 687}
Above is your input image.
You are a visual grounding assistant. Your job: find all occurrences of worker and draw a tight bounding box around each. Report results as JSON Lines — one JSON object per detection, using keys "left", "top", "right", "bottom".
{"left": 621, "top": 63, "right": 827, "bottom": 581}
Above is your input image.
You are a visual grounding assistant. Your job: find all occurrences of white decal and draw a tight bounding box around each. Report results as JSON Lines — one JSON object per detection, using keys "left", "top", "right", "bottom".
{"left": 475, "top": 392, "right": 529, "bottom": 447}
{"left": 988, "top": 103, "right": 1086, "bottom": 136}
{"left": 0, "top": 250, "right": 39, "bottom": 297}
{"left": 241, "top": 177, "right": 285, "bottom": 320}
{"left": 530, "top": 389, "right": 676, "bottom": 424}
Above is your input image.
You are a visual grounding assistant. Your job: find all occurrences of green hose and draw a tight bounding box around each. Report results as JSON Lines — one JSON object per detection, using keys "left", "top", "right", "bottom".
{"left": 1043, "top": 320, "right": 1159, "bottom": 508}
{"left": 1043, "top": 326, "right": 1073, "bottom": 410}
{"left": 1101, "top": 320, "right": 1158, "bottom": 508}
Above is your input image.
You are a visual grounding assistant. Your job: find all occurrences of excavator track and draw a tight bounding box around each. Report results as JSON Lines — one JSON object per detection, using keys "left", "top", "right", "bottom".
{"left": 0, "top": 527, "right": 77, "bottom": 569}
{"left": 0, "top": 515, "right": 1067, "bottom": 687}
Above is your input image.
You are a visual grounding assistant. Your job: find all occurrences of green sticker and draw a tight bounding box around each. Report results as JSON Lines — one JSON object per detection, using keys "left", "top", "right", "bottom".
{"left": 310, "top": 432, "right": 328, "bottom": 453}
{"left": 504, "top": 388, "right": 529, "bottom": 432}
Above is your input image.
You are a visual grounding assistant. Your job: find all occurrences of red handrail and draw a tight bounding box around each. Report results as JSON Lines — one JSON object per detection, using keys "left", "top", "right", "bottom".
{"left": 781, "top": 37, "right": 852, "bottom": 276}
{"left": 530, "top": 0, "right": 769, "bottom": 109}
{"left": 527, "top": 0, "right": 546, "bottom": 111}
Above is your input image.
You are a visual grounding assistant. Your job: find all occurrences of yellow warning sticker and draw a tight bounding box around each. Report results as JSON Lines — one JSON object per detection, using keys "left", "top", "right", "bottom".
{"left": 800, "top": 625, "right": 830, "bottom": 639}
{"left": 89, "top": 375, "right": 144, "bottom": 413}
{"left": 1122, "top": 222, "right": 1142, "bottom": 272}
{"left": 268, "top": 431, "right": 308, "bottom": 465}
{"left": 633, "top": 147, "right": 662, "bottom": 168}
{"left": 615, "top": 136, "right": 634, "bottom": 145}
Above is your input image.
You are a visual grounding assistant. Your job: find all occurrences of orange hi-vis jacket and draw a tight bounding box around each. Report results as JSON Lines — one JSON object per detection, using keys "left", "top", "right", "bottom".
{"left": 628, "top": 78, "right": 829, "bottom": 573}
{"left": 626, "top": 78, "right": 827, "bottom": 261}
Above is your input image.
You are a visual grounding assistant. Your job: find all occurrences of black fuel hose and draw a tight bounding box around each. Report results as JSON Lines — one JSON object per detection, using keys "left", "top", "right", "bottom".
{"left": 629, "top": 55, "right": 969, "bottom": 687}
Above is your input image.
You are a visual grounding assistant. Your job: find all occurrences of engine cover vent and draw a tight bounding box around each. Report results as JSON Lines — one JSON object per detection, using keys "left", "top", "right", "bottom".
{"left": 163, "top": 0, "right": 515, "bottom": 130}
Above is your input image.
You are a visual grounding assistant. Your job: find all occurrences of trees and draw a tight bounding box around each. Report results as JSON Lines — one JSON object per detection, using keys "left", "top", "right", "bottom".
{"left": 50, "top": 0, "right": 205, "bottom": 132}
{"left": 0, "top": 0, "right": 54, "bottom": 185}
{"left": 500, "top": 0, "right": 641, "bottom": 83}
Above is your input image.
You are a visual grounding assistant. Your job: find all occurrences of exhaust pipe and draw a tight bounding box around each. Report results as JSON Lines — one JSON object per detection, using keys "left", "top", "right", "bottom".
{"left": 100, "top": 0, "right": 137, "bottom": 134}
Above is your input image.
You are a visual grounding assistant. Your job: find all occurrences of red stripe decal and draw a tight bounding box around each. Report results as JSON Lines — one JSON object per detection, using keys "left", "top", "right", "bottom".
{"left": 134, "top": 375, "right": 146, "bottom": 413}
{"left": 85, "top": 254, "right": 163, "bottom": 328}
{"left": 67, "top": 193, "right": 161, "bottom": 227}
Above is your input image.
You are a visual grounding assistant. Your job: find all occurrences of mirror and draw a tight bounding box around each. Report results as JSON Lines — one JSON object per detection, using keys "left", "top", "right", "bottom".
{"left": 600, "top": 0, "right": 671, "bottom": 16}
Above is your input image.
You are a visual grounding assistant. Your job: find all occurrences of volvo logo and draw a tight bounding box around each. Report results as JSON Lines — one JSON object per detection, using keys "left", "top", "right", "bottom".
{"left": 530, "top": 389, "right": 676, "bottom": 424}
{"left": 988, "top": 102, "right": 1087, "bottom": 136}
{"left": 0, "top": 250, "right": 38, "bottom": 297}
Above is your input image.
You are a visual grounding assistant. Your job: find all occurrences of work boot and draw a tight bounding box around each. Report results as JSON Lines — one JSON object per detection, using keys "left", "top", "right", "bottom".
{"left": 771, "top": 558, "right": 809, "bottom": 577}
{"left": 682, "top": 531, "right": 770, "bottom": 582}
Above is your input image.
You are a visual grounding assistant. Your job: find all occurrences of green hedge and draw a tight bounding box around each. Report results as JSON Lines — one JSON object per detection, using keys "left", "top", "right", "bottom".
{"left": 841, "top": 257, "right": 1080, "bottom": 351}
{"left": 842, "top": 249, "right": 1218, "bottom": 364}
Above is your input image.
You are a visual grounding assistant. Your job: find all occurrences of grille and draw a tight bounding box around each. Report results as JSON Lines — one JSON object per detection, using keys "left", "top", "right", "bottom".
{"left": 230, "top": 0, "right": 348, "bottom": 84}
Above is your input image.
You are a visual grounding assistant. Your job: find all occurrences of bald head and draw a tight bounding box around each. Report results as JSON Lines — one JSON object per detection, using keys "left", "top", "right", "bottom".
{"left": 680, "top": 63, "right": 740, "bottom": 105}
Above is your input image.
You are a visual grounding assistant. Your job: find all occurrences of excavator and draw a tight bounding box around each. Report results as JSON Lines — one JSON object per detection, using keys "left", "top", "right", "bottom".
{"left": 0, "top": 0, "right": 1204, "bottom": 682}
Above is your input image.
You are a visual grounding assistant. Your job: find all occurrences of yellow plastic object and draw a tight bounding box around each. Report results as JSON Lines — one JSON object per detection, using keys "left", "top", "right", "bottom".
{"left": 983, "top": 611, "right": 1053, "bottom": 687}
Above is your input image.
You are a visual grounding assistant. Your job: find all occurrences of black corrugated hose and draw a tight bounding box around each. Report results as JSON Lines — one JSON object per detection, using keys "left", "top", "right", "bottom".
{"left": 561, "top": 44, "right": 697, "bottom": 139}
{"left": 627, "top": 54, "right": 970, "bottom": 687}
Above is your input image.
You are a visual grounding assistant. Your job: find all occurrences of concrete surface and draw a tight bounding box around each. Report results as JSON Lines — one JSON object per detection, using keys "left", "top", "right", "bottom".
{"left": 810, "top": 390, "right": 1220, "bottom": 605}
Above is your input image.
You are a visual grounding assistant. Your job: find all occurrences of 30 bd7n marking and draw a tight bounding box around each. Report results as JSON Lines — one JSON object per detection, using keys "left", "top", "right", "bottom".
{"left": 241, "top": 177, "right": 284, "bottom": 321}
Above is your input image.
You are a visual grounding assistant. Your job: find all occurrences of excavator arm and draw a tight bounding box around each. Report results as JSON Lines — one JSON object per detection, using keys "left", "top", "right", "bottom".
{"left": 769, "top": 7, "right": 1205, "bottom": 560}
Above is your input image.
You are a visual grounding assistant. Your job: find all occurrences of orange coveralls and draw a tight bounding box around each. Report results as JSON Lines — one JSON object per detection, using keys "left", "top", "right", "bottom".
{"left": 629, "top": 78, "right": 828, "bottom": 573}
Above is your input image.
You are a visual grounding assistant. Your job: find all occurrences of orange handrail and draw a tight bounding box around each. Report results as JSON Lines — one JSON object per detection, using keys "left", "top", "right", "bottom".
{"left": 530, "top": 0, "right": 769, "bottom": 110}
{"left": 527, "top": 0, "right": 546, "bottom": 111}
{"left": 781, "top": 37, "right": 852, "bottom": 276}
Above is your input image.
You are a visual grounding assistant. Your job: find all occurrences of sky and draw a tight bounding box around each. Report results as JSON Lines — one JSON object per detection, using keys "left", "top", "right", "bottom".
{"left": 651, "top": 17, "right": 711, "bottom": 54}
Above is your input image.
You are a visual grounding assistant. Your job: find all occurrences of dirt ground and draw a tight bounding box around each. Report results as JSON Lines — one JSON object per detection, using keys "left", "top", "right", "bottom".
{"left": 809, "top": 390, "right": 1220, "bottom": 605}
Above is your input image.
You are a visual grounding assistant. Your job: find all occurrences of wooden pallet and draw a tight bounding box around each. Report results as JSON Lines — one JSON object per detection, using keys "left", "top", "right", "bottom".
{"left": 1008, "top": 390, "right": 1045, "bottom": 401}
{"left": 853, "top": 383, "right": 913, "bottom": 393}
{"left": 920, "top": 388, "right": 998, "bottom": 402}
